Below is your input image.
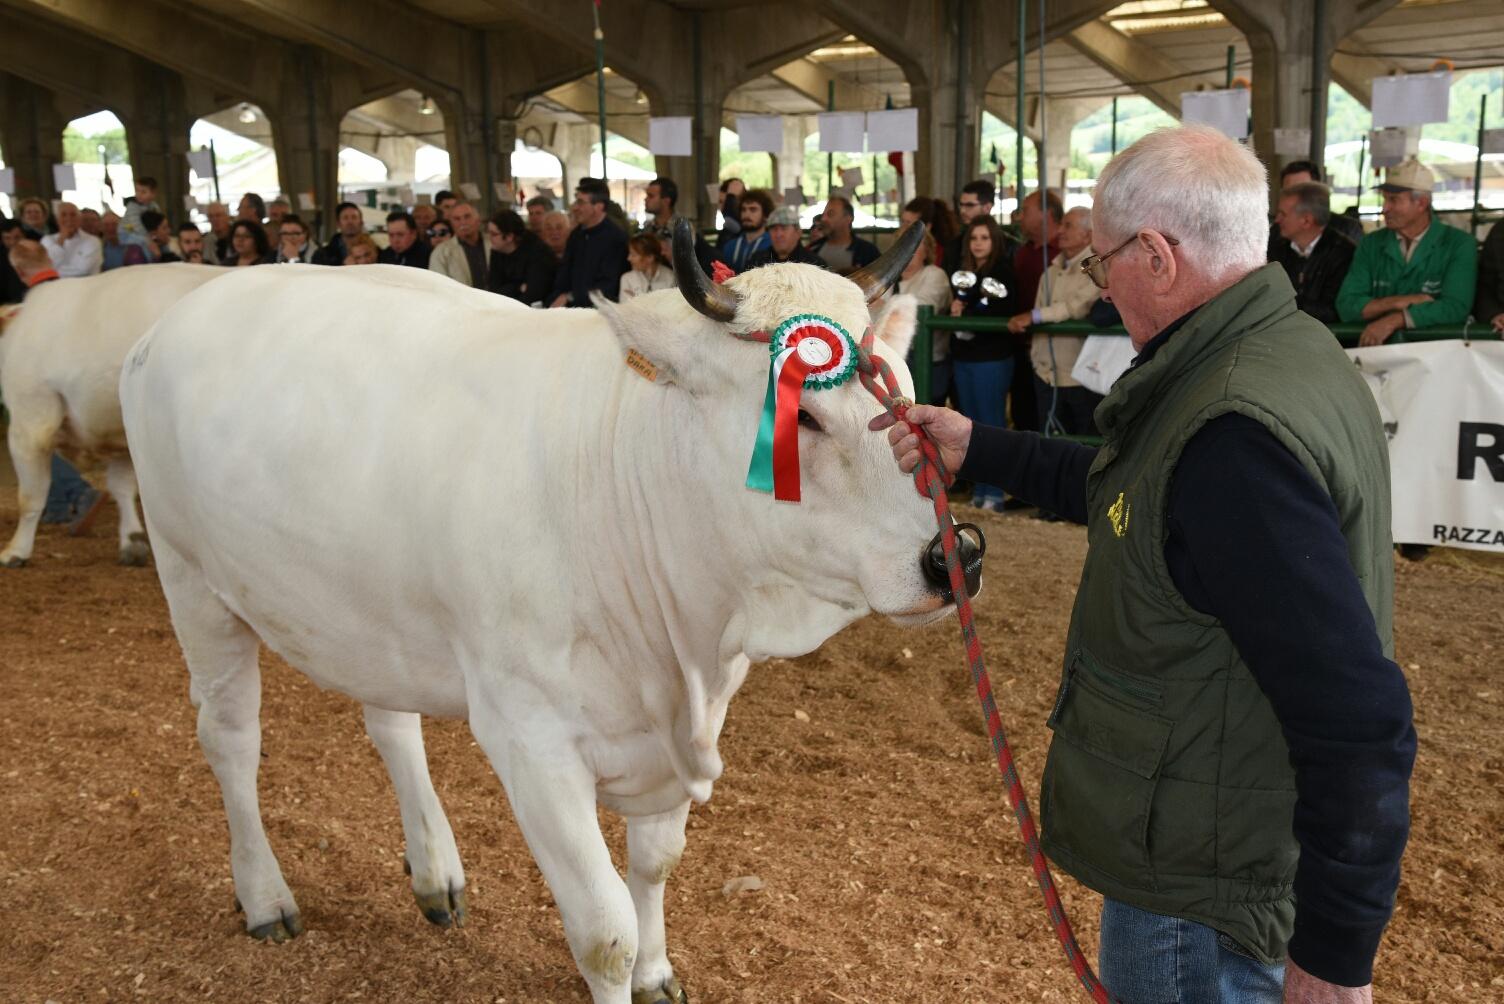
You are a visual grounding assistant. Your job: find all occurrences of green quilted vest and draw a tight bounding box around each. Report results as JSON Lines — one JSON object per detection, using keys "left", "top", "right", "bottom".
{"left": 1038, "top": 264, "right": 1394, "bottom": 964}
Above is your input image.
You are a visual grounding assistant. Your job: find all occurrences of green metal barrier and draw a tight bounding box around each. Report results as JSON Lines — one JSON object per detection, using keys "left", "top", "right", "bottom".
{"left": 911, "top": 305, "right": 1500, "bottom": 405}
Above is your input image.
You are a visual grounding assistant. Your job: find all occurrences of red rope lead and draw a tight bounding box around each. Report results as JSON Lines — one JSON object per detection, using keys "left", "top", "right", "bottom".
{"left": 856, "top": 345, "right": 1116, "bottom": 1004}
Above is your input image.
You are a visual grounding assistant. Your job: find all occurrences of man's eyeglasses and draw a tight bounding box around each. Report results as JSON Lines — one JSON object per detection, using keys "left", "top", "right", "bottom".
{"left": 1079, "top": 232, "right": 1180, "bottom": 289}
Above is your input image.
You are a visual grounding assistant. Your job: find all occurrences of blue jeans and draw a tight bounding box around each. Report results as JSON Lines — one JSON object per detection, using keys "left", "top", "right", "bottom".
{"left": 1099, "top": 898, "right": 1284, "bottom": 1004}
{"left": 952, "top": 357, "right": 1013, "bottom": 504}
{"left": 41, "top": 454, "right": 95, "bottom": 523}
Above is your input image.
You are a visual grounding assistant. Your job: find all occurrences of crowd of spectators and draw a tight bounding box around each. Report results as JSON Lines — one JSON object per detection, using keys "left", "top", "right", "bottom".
{"left": 6, "top": 156, "right": 1501, "bottom": 526}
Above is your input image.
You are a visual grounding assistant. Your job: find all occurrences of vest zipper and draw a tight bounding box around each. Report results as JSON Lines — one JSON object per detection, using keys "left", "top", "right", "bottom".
{"left": 1077, "top": 652, "right": 1162, "bottom": 706}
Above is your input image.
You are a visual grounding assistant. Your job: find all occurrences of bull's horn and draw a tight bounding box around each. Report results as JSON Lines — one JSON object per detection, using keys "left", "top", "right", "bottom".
{"left": 847, "top": 222, "right": 926, "bottom": 302}
{"left": 673, "top": 217, "right": 738, "bottom": 322}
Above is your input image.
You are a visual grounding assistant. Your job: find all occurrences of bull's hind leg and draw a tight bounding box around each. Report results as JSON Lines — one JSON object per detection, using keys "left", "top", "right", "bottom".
{"left": 105, "top": 457, "right": 150, "bottom": 566}
{"left": 1, "top": 398, "right": 62, "bottom": 567}
{"left": 626, "top": 804, "right": 691, "bottom": 1004}
{"left": 469, "top": 699, "right": 637, "bottom": 1004}
{"left": 362, "top": 705, "right": 467, "bottom": 927}
{"left": 155, "top": 543, "right": 302, "bottom": 941}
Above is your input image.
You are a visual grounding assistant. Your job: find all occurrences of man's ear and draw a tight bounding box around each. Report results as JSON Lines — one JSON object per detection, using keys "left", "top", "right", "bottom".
{"left": 872, "top": 293, "right": 918, "bottom": 360}
{"left": 1142, "top": 230, "right": 1177, "bottom": 294}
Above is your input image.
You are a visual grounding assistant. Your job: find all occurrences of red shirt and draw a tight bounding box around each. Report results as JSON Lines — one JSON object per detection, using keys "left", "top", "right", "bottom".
{"left": 1013, "top": 240, "right": 1058, "bottom": 312}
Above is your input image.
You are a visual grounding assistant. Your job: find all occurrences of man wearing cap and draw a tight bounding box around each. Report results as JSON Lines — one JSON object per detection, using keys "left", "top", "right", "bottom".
{"left": 1336, "top": 158, "right": 1477, "bottom": 346}
{"left": 746, "top": 207, "right": 825, "bottom": 269}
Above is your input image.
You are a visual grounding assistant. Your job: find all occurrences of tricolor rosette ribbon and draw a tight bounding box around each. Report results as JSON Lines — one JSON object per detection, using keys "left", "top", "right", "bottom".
{"left": 746, "top": 314, "right": 858, "bottom": 502}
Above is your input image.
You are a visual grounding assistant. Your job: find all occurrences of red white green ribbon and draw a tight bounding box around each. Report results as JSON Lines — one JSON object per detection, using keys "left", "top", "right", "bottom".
{"left": 746, "top": 314, "right": 858, "bottom": 502}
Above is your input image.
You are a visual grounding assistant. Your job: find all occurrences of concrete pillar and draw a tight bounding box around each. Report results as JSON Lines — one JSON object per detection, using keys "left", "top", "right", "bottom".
{"left": 549, "top": 123, "right": 597, "bottom": 197}
{"left": 1212, "top": 0, "right": 1403, "bottom": 184}
{"left": 1038, "top": 97, "right": 1106, "bottom": 198}
{"left": 120, "top": 65, "right": 191, "bottom": 222}
{"left": 0, "top": 73, "right": 65, "bottom": 200}
{"left": 268, "top": 51, "right": 340, "bottom": 236}
{"left": 652, "top": 83, "right": 725, "bottom": 228}
{"left": 771, "top": 114, "right": 813, "bottom": 194}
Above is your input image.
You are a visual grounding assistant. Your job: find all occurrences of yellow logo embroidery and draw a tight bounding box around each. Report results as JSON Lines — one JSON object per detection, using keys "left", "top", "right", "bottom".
{"left": 1108, "top": 492, "right": 1131, "bottom": 538}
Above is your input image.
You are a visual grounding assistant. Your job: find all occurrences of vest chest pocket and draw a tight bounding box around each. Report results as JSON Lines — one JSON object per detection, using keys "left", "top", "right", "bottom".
{"left": 1042, "top": 655, "right": 1173, "bottom": 891}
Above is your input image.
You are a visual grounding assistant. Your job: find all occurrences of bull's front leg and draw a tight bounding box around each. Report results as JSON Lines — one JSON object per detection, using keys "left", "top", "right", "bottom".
{"left": 626, "top": 803, "right": 691, "bottom": 1004}
{"left": 362, "top": 705, "right": 467, "bottom": 927}
{"left": 469, "top": 697, "right": 638, "bottom": 1004}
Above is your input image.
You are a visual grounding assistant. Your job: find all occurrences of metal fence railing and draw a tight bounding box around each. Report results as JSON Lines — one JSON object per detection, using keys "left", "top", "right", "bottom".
{"left": 911, "top": 305, "right": 1501, "bottom": 407}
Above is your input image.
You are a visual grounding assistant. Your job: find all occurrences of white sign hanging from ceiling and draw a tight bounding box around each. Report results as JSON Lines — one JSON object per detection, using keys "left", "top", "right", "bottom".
{"left": 736, "top": 114, "right": 784, "bottom": 154}
{"left": 648, "top": 116, "right": 693, "bottom": 157}
{"left": 817, "top": 112, "right": 866, "bottom": 153}
{"left": 1180, "top": 88, "right": 1250, "bottom": 140}
{"left": 865, "top": 108, "right": 919, "bottom": 152}
{"left": 1372, "top": 69, "right": 1451, "bottom": 129}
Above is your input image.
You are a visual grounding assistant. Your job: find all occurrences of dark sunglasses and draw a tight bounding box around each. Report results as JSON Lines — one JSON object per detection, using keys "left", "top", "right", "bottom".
{"left": 428, "top": 227, "right": 452, "bottom": 238}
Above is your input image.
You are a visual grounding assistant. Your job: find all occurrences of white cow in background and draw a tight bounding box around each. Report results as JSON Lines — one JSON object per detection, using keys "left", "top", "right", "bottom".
{"left": 122, "top": 225, "right": 973, "bottom": 1004}
{"left": 0, "top": 264, "right": 225, "bottom": 567}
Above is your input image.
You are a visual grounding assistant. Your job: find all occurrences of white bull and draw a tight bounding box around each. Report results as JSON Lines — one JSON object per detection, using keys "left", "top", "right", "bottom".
{"left": 121, "top": 226, "right": 965, "bottom": 1003}
{"left": 0, "top": 264, "right": 225, "bottom": 567}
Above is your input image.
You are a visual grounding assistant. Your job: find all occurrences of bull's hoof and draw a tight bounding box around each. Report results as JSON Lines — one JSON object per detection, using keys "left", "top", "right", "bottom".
{"left": 118, "top": 533, "right": 151, "bottom": 567}
{"left": 248, "top": 910, "right": 304, "bottom": 943}
{"left": 0, "top": 555, "right": 27, "bottom": 569}
{"left": 632, "top": 978, "right": 688, "bottom": 1004}
{"left": 414, "top": 886, "right": 467, "bottom": 928}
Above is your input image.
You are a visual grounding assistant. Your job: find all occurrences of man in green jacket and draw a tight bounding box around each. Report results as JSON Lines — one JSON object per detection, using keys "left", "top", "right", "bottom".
{"left": 1335, "top": 158, "right": 1477, "bottom": 345}
{"left": 876, "top": 125, "right": 1414, "bottom": 1003}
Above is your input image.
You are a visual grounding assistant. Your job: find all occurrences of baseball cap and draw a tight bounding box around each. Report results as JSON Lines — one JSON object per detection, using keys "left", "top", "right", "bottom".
{"left": 768, "top": 206, "right": 801, "bottom": 227}
{"left": 1377, "top": 158, "right": 1434, "bottom": 194}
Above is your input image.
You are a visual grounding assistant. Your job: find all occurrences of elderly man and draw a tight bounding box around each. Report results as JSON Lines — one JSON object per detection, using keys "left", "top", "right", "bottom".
{"left": 1273, "top": 161, "right": 1363, "bottom": 246}
{"left": 875, "top": 125, "right": 1413, "bottom": 1004}
{"left": 1270, "top": 182, "right": 1356, "bottom": 324}
{"left": 1336, "top": 159, "right": 1477, "bottom": 346}
{"left": 203, "top": 202, "right": 233, "bottom": 265}
{"left": 1007, "top": 205, "right": 1101, "bottom": 437}
{"left": 40, "top": 202, "right": 103, "bottom": 277}
{"left": 79, "top": 207, "right": 102, "bottom": 237}
{"left": 428, "top": 201, "right": 488, "bottom": 288}
{"left": 747, "top": 206, "right": 824, "bottom": 268}
{"left": 549, "top": 178, "right": 627, "bottom": 307}
{"left": 540, "top": 210, "right": 571, "bottom": 262}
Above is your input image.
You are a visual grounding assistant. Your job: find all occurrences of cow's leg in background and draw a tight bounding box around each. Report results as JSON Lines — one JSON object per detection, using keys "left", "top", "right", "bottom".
{"left": 1, "top": 396, "right": 63, "bottom": 567}
{"left": 626, "top": 803, "right": 691, "bottom": 1004}
{"left": 361, "top": 705, "right": 467, "bottom": 927}
{"left": 104, "top": 457, "right": 150, "bottom": 566}
{"left": 470, "top": 699, "right": 639, "bottom": 1004}
{"left": 155, "top": 540, "right": 302, "bottom": 942}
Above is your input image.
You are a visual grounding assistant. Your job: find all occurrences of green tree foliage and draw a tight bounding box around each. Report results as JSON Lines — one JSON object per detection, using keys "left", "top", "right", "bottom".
{"left": 63, "top": 126, "right": 128, "bottom": 164}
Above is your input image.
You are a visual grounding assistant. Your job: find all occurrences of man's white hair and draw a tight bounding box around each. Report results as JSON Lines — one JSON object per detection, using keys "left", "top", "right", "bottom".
{"left": 1064, "top": 206, "right": 1092, "bottom": 230}
{"left": 1093, "top": 124, "right": 1267, "bottom": 281}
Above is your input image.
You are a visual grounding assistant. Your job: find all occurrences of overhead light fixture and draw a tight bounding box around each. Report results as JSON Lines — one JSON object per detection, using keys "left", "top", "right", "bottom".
{"left": 419, "top": 96, "right": 435, "bottom": 116}
{"left": 238, "top": 103, "right": 257, "bottom": 124}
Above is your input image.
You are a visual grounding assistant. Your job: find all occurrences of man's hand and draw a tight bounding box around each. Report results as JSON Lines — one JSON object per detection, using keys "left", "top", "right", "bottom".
{"left": 1283, "top": 959, "right": 1371, "bottom": 1004}
{"left": 1359, "top": 312, "right": 1405, "bottom": 347}
{"left": 868, "top": 404, "right": 973, "bottom": 475}
{"left": 1360, "top": 293, "right": 1431, "bottom": 320}
{"left": 1491, "top": 312, "right": 1504, "bottom": 334}
{"left": 1008, "top": 312, "right": 1032, "bottom": 334}
{"left": 549, "top": 293, "right": 570, "bottom": 309}
{"left": 949, "top": 299, "right": 964, "bottom": 318}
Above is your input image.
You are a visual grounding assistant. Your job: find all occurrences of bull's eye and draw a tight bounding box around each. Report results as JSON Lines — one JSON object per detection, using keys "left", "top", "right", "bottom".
{"left": 798, "top": 409, "right": 822, "bottom": 432}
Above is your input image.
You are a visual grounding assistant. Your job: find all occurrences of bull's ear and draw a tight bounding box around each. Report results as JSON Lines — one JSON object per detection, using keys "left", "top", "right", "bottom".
{"left": 592, "top": 292, "right": 703, "bottom": 389}
{"left": 871, "top": 293, "right": 918, "bottom": 360}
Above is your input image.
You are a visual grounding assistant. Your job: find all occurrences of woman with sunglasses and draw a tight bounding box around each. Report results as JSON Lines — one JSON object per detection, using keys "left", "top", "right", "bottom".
{"left": 946, "top": 216, "right": 1021, "bottom": 512}
{"left": 428, "top": 222, "right": 453, "bottom": 249}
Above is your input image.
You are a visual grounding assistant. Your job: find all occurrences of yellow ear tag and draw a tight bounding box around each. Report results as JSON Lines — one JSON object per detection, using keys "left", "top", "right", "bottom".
{"left": 625, "top": 348, "right": 659, "bottom": 383}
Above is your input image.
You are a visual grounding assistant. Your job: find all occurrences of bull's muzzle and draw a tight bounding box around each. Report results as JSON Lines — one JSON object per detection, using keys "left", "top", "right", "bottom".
{"left": 921, "top": 521, "right": 986, "bottom": 603}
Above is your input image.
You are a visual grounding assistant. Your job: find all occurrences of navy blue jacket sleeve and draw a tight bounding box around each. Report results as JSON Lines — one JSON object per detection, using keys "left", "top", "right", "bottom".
{"left": 956, "top": 424, "right": 1096, "bottom": 524}
{"left": 1168, "top": 414, "right": 1416, "bottom": 987}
